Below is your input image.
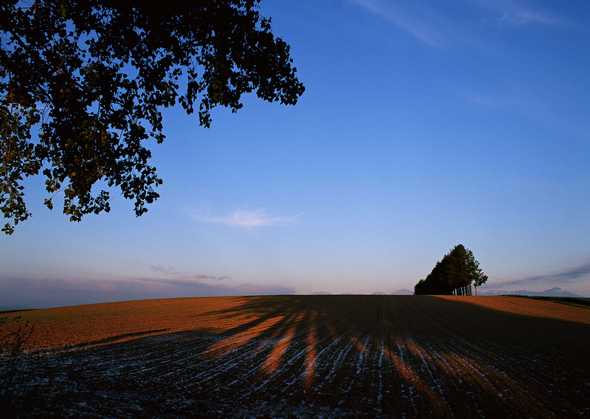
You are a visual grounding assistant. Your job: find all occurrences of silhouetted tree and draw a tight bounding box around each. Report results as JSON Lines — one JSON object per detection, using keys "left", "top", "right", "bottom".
{"left": 414, "top": 244, "right": 488, "bottom": 295}
{"left": 414, "top": 278, "right": 426, "bottom": 295}
{"left": 466, "top": 248, "right": 488, "bottom": 294}
{"left": 0, "top": 0, "right": 305, "bottom": 234}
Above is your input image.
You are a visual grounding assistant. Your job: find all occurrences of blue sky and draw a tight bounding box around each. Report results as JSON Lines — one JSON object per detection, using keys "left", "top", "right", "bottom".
{"left": 1, "top": 0, "right": 590, "bottom": 306}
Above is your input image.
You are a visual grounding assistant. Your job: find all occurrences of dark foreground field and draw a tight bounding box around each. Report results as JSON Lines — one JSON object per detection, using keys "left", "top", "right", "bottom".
{"left": 1, "top": 295, "right": 590, "bottom": 418}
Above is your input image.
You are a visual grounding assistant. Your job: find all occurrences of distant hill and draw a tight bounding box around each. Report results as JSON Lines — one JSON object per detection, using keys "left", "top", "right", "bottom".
{"left": 480, "top": 287, "right": 581, "bottom": 298}
{"left": 392, "top": 289, "right": 413, "bottom": 295}
{"left": 372, "top": 290, "right": 413, "bottom": 295}
{"left": 0, "top": 306, "right": 21, "bottom": 312}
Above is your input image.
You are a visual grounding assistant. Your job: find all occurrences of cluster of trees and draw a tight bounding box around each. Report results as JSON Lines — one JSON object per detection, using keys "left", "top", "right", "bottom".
{"left": 414, "top": 244, "right": 488, "bottom": 295}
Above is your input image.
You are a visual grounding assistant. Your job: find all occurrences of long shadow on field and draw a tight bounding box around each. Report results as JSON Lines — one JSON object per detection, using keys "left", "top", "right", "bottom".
{"left": 189, "top": 295, "right": 590, "bottom": 417}
{"left": 5, "top": 295, "right": 590, "bottom": 418}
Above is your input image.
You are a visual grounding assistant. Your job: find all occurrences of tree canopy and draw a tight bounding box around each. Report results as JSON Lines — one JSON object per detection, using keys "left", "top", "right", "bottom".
{"left": 414, "top": 244, "right": 488, "bottom": 295}
{"left": 0, "top": 0, "right": 305, "bottom": 234}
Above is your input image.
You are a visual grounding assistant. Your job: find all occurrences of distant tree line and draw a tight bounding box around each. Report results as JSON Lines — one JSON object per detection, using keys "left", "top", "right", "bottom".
{"left": 414, "top": 244, "right": 488, "bottom": 295}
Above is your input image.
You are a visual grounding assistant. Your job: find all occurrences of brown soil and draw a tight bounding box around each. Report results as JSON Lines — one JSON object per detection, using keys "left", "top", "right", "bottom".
{"left": 2, "top": 295, "right": 590, "bottom": 418}
{"left": 438, "top": 295, "right": 590, "bottom": 325}
{"left": 0, "top": 296, "right": 249, "bottom": 350}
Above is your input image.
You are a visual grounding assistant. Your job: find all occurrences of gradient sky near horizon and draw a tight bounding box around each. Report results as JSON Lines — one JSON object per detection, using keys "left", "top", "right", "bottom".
{"left": 1, "top": 0, "right": 590, "bottom": 307}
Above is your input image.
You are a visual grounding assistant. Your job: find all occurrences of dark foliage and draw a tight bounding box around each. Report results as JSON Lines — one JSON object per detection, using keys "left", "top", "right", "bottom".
{"left": 414, "top": 244, "right": 488, "bottom": 295}
{"left": 0, "top": 0, "right": 305, "bottom": 234}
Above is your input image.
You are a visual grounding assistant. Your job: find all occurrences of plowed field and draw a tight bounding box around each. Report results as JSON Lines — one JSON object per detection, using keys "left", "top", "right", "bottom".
{"left": 2, "top": 295, "right": 590, "bottom": 417}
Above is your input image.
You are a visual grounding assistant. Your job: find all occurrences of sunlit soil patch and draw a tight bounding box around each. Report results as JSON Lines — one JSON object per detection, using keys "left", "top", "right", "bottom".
{"left": 0, "top": 297, "right": 251, "bottom": 350}
{"left": 261, "top": 320, "right": 298, "bottom": 375}
{"left": 437, "top": 295, "right": 590, "bottom": 325}
{"left": 303, "top": 319, "right": 318, "bottom": 388}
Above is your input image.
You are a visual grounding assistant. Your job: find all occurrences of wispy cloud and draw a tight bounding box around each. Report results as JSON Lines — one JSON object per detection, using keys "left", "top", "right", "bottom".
{"left": 499, "top": 262, "right": 590, "bottom": 287}
{"left": 150, "top": 265, "right": 179, "bottom": 275}
{"left": 500, "top": 9, "right": 563, "bottom": 26}
{"left": 349, "top": 0, "right": 566, "bottom": 47}
{"left": 193, "top": 209, "right": 299, "bottom": 229}
{"left": 192, "top": 274, "right": 230, "bottom": 281}
{"left": 150, "top": 265, "right": 229, "bottom": 281}
{"left": 481, "top": 0, "right": 565, "bottom": 27}
{"left": 350, "top": 0, "right": 445, "bottom": 46}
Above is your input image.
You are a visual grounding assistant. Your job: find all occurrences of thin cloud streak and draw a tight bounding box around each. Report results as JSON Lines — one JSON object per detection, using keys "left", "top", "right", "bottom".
{"left": 192, "top": 274, "right": 230, "bottom": 281}
{"left": 499, "top": 262, "right": 590, "bottom": 287}
{"left": 350, "top": 0, "right": 444, "bottom": 46}
{"left": 150, "top": 265, "right": 179, "bottom": 275}
{"left": 193, "top": 209, "right": 300, "bottom": 229}
{"left": 500, "top": 9, "right": 563, "bottom": 26}
{"left": 479, "top": 0, "right": 566, "bottom": 27}
{"left": 350, "top": 0, "right": 566, "bottom": 47}
{"left": 149, "top": 265, "right": 229, "bottom": 281}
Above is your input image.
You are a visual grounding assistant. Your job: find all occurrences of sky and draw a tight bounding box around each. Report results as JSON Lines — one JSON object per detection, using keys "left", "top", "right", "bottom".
{"left": 1, "top": 0, "right": 590, "bottom": 307}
